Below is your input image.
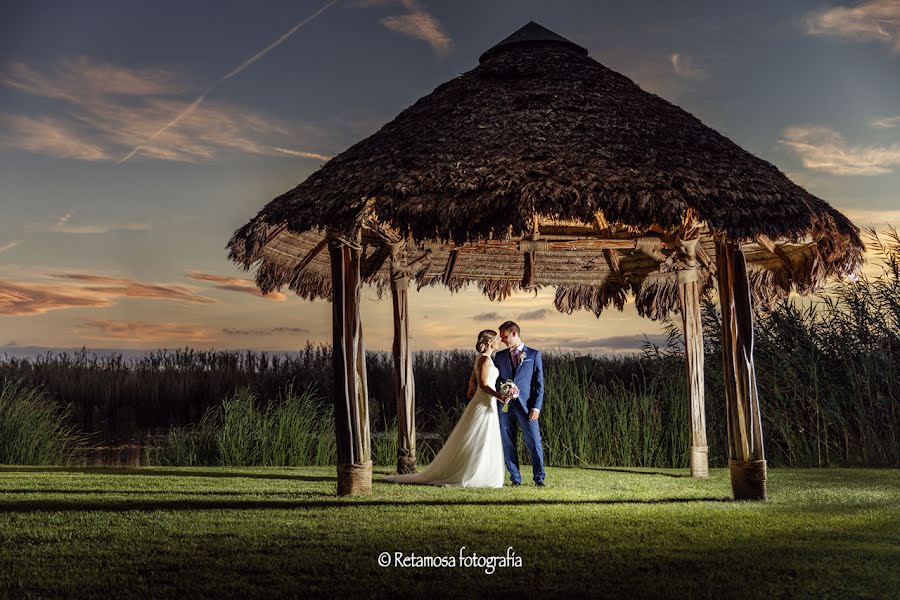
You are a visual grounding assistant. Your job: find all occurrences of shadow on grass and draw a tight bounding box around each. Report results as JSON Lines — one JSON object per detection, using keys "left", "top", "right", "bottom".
{"left": 582, "top": 467, "right": 693, "bottom": 479}
{"left": 0, "top": 466, "right": 336, "bottom": 483}
{"left": 0, "top": 489, "right": 334, "bottom": 497}
{"left": 0, "top": 496, "right": 732, "bottom": 513}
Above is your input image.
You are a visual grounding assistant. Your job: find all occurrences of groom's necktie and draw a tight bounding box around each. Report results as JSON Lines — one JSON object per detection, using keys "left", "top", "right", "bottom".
{"left": 512, "top": 348, "right": 520, "bottom": 373}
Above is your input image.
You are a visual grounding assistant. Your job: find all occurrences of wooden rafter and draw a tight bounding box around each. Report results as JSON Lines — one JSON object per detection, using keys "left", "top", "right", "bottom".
{"left": 362, "top": 243, "right": 390, "bottom": 280}
{"left": 293, "top": 239, "right": 328, "bottom": 275}
{"left": 442, "top": 249, "right": 459, "bottom": 285}
{"left": 755, "top": 234, "right": 795, "bottom": 272}
{"left": 595, "top": 211, "right": 627, "bottom": 285}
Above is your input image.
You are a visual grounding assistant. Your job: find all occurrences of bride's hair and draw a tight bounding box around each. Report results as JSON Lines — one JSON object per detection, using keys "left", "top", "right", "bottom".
{"left": 475, "top": 329, "right": 498, "bottom": 354}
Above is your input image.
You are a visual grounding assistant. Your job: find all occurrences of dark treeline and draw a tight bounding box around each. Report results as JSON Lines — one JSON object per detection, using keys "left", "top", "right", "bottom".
{"left": 2, "top": 230, "right": 898, "bottom": 468}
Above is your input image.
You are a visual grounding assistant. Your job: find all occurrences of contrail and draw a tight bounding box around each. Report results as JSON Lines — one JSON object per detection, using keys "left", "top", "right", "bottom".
{"left": 116, "top": 0, "right": 338, "bottom": 165}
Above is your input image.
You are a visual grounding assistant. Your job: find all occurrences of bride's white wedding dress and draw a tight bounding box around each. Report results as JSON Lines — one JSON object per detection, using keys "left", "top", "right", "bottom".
{"left": 384, "top": 354, "right": 505, "bottom": 488}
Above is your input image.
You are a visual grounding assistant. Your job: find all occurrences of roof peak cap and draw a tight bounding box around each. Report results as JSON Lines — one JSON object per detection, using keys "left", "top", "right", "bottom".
{"left": 479, "top": 21, "right": 589, "bottom": 63}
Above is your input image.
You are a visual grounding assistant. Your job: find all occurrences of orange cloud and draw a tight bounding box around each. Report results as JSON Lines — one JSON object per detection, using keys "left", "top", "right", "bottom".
{"left": 187, "top": 272, "right": 286, "bottom": 301}
{"left": 0, "top": 57, "right": 187, "bottom": 100}
{"left": 222, "top": 326, "right": 309, "bottom": 335}
{"left": 75, "top": 319, "right": 213, "bottom": 342}
{"left": 272, "top": 147, "right": 333, "bottom": 161}
{"left": 806, "top": 0, "right": 900, "bottom": 52}
{"left": 0, "top": 240, "right": 21, "bottom": 254}
{"left": 379, "top": 0, "right": 453, "bottom": 56}
{"left": 0, "top": 113, "right": 109, "bottom": 161}
{"left": 28, "top": 212, "right": 152, "bottom": 234}
{"left": 0, "top": 279, "right": 113, "bottom": 316}
{"left": 49, "top": 273, "right": 216, "bottom": 304}
{"left": 669, "top": 53, "right": 706, "bottom": 79}
{"left": 780, "top": 126, "right": 900, "bottom": 175}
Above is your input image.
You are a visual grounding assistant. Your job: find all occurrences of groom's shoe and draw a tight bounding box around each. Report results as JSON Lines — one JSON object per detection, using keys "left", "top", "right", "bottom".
{"left": 535, "top": 481, "right": 545, "bottom": 487}
{"left": 510, "top": 481, "right": 521, "bottom": 487}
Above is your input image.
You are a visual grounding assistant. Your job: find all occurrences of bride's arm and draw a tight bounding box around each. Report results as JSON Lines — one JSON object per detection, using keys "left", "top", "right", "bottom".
{"left": 476, "top": 356, "right": 507, "bottom": 401}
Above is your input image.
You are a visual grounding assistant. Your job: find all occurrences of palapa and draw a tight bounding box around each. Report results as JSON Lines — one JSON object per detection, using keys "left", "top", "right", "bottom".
{"left": 226, "top": 22, "right": 865, "bottom": 499}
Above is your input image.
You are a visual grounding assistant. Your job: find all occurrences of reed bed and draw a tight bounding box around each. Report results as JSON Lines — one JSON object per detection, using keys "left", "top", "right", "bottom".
{"left": 3, "top": 230, "right": 898, "bottom": 468}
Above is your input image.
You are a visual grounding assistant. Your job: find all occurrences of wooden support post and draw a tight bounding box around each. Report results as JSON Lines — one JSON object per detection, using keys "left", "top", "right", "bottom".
{"left": 716, "top": 239, "right": 767, "bottom": 500}
{"left": 328, "top": 235, "right": 372, "bottom": 496}
{"left": 523, "top": 216, "right": 539, "bottom": 289}
{"left": 442, "top": 249, "right": 459, "bottom": 286}
{"left": 676, "top": 238, "right": 708, "bottom": 478}
{"left": 390, "top": 248, "right": 417, "bottom": 474}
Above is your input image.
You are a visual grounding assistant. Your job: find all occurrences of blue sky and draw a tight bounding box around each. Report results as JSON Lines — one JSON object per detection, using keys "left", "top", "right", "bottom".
{"left": 1, "top": 0, "right": 899, "bottom": 353}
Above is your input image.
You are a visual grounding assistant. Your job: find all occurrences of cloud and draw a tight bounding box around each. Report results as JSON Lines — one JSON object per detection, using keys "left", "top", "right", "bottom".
{"left": 48, "top": 273, "right": 216, "bottom": 304}
{"left": 538, "top": 334, "right": 672, "bottom": 353}
{"left": 0, "top": 55, "right": 332, "bottom": 164}
{"left": 0, "top": 113, "right": 110, "bottom": 161}
{"left": 187, "top": 272, "right": 286, "bottom": 301}
{"left": 806, "top": 0, "right": 900, "bottom": 52}
{"left": 28, "top": 212, "right": 152, "bottom": 234}
{"left": 836, "top": 206, "right": 900, "bottom": 228}
{"left": 368, "top": 0, "right": 453, "bottom": 55}
{"left": 0, "top": 279, "right": 114, "bottom": 316}
{"left": 0, "top": 240, "right": 21, "bottom": 254}
{"left": 272, "top": 147, "right": 333, "bottom": 161}
{"left": 669, "top": 53, "right": 706, "bottom": 78}
{"left": 75, "top": 319, "right": 213, "bottom": 342}
{"left": 222, "top": 326, "right": 309, "bottom": 335}
{"left": 872, "top": 115, "right": 900, "bottom": 128}
{"left": 116, "top": 0, "right": 337, "bottom": 164}
{"left": 0, "top": 57, "right": 188, "bottom": 101}
{"left": 780, "top": 126, "right": 900, "bottom": 175}
{"left": 472, "top": 312, "right": 502, "bottom": 322}
{"left": 517, "top": 309, "right": 550, "bottom": 320}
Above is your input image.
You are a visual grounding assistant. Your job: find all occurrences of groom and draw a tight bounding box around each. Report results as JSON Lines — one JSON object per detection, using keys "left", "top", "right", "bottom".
{"left": 494, "top": 321, "right": 546, "bottom": 486}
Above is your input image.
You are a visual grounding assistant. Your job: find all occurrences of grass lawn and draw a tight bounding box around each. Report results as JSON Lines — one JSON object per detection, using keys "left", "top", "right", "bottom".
{"left": 0, "top": 465, "right": 897, "bottom": 598}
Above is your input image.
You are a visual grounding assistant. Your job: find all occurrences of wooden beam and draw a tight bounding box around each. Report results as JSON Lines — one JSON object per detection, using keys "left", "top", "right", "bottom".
{"left": 696, "top": 244, "right": 715, "bottom": 274}
{"left": 407, "top": 251, "right": 432, "bottom": 276}
{"left": 517, "top": 238, "right": 666, "bottom": 253}
{"left": 361, "top": 243, "right": 390, "bottom": 281}
{"left": 423, "top": 236, "right": 671, "bottom": 252}
{"left": 602, "top": 249, "right": 626, "bottom": 284}
{"left": 293, "top": 238, "right": 328, "bottom": 275}
{"left": 523, "top": 252, "right": 536, "bottom": 287}
{"left": 329, "top": 237, "right": 372, "bottom": 496}
{"left": 442, "top": 249, "right": 459, "bottom": 286}
{"left": 595, "top": 211, "right": 627, "bottom": 285}
{"left": 676, "top": 248, "right": 708, "bottom": 479}
{"left": 522, "top": 219, "right": 540, "bottom": 289}
{"left": 755, "top": 235, "right": 795, "bottom": 272}
{"left": 716, "top": 239, "right": 767, "bottom": 500}
{"left": 390, "top": 256, "right": 416, "bottom": 475}
{"left": 635, "top": 236, "right": 668, "bottom": 262}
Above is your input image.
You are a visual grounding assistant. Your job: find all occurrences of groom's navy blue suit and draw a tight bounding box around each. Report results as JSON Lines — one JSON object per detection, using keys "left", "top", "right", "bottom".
{"left": 494, "top": 345, "right": 546, "bottom": 484}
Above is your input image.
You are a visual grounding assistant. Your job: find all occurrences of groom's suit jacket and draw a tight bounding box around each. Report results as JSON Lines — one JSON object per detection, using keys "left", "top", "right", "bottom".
{"left": 494, "top": 345, "right": 544, "bottom": 413}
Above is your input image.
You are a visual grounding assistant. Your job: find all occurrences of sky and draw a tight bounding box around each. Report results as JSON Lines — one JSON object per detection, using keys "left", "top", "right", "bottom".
{"left": 1, "top": 0, "right": 899, "bottom": 355}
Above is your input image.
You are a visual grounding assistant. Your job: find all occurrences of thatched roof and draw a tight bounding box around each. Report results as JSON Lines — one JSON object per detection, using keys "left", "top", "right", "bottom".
{"left": 228, "top": 22, "right": 864, "bottom": 320}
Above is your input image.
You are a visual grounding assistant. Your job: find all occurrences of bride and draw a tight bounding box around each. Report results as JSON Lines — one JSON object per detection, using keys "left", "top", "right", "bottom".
{"left": 384, "top": 329, "right": 509, "bottom": 488}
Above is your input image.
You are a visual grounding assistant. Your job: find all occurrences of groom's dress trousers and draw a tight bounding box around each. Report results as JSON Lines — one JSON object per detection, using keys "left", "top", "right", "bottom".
{"left": 495, "top": 345, "right": 546, "bottom": 484}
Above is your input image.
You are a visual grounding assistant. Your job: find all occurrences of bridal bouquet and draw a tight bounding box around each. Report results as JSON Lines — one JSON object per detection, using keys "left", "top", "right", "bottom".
{"left": 498, "top": 379, "right": 519, "bottom": 413}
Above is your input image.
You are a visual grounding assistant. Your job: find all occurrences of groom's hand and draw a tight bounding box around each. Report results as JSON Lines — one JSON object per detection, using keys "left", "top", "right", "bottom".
{"left": 528, "top": 409, "right": 540, "bottom": 422}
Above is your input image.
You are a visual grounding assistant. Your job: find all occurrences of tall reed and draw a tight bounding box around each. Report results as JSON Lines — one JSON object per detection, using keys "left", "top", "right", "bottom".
{"left": 0, "top": 378, "right": 89, "bottom": 465}
{"left": 148, "top": 385, "right": 336, "bottom": 467}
